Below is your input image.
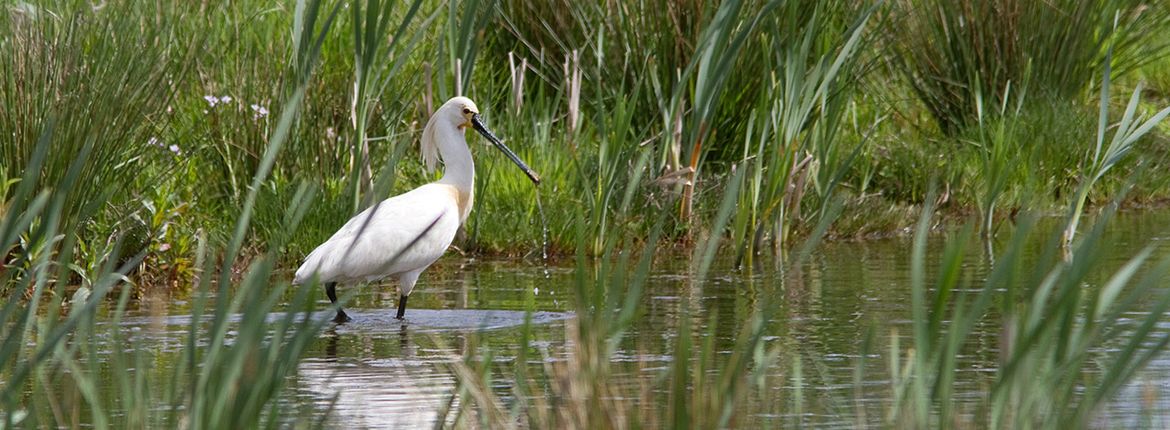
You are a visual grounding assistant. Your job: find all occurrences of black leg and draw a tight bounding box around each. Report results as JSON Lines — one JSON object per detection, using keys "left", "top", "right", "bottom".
{"left": 326, "top": 282, "right": 351, "bottom": 323}
{"left": 395, "top": 294, "right": 408, "bottom": 320}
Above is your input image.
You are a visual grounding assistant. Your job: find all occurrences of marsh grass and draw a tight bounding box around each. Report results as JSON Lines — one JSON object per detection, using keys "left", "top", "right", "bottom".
{"left": 8, "top": 0, "right": 1169, "bottom": 272}
{"left": 0, "top": 1, "right": 191, "bottom": 264}
{"left": 347, "top": 0, "right": 429, "bottom": 212}
{"left": 1, "top": 1, "right": 341, "bottom": 427}
{"left": 730, "top": 1, "right": 876, "bottom": 263}
{"left": 886, "top": 188, "right": 1170, "bottom": 428}
{"left": 1064, "top": 53, "right": 1170, "bottom": 247}
{"left": 887, "top": 0, "right": 1170, "bottom": 135}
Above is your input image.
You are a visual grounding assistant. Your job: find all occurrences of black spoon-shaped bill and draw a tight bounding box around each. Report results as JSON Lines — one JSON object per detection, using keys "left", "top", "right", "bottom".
{"left": 470, "top": 114, "right": 540, "bottom": 185}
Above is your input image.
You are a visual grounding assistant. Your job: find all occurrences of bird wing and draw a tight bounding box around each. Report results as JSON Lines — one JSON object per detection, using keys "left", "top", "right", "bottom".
{"left": 294, "top": 184, "right": 462, "bottom": 284}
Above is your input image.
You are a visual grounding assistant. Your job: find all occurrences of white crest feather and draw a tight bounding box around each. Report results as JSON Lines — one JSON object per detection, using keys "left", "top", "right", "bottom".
{"left": 420, "top": 112, "right": 441, "bottom": 172}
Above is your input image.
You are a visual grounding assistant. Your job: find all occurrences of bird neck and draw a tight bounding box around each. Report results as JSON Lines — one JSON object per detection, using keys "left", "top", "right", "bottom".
{"left": 435, "top": 125, "right": 475, "bottom": 194}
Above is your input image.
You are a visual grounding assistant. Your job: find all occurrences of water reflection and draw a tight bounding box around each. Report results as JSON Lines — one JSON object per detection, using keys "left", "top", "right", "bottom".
{"left": 292, "top": 308, "right": 571, "bottom": 428}
{"left": 96, "top": 210, "right": 1170, "bottom": 427}
{"left": 298, "top": 354, "right": 455, "bottom": 429}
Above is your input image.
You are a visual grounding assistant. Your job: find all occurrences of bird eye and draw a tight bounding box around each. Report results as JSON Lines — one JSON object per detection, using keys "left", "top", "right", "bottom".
{"left": 462, "top": 108, "right": 471, "bottom": 114}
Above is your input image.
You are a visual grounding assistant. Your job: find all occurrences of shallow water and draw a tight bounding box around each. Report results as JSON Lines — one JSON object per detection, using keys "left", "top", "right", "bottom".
{"left": 83, "top": 210, "right": 1170, "bottom": 427}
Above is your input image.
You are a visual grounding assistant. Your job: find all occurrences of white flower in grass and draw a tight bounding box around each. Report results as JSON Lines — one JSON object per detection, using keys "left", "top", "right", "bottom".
{"left": 251, "top": 104, "right": 269, "bottom": 119}
{"left": 147, "top": 137, "right": 180, "bottom": 156}
{"left": 203, "top": 95, "right": 233, "bottom": 110}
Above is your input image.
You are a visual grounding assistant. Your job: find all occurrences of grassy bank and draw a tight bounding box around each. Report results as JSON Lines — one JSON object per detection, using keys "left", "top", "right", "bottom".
{"left": 4, "top": 0, "right": 1170, "bottom": 289}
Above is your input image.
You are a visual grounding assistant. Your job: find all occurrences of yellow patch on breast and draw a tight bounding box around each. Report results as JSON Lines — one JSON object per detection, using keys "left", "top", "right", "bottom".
{"left": 437, "top": 184, "right": 474, "bottom": 222}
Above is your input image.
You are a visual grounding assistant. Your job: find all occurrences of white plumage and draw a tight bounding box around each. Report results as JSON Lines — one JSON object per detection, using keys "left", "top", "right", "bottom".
{"left": 294, "top": 96, "right": 539, "bottom": 322}
{"left": 294, "top": 183, "right": 461, "bottom": 286}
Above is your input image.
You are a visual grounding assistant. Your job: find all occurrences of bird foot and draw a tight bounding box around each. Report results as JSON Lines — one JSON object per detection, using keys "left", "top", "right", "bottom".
{"left": 333, "top": 310, "right": 352, "bottom": 324}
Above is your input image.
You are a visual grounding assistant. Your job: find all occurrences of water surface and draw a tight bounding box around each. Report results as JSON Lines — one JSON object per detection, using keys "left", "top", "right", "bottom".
{"left": 101, "top": 210, "right": 1170, "bottom": 427}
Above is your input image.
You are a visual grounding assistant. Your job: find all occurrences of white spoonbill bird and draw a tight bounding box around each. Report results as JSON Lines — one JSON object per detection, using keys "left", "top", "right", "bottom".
{"left": 294, "top": 97, "right": 540, "bottom": 323}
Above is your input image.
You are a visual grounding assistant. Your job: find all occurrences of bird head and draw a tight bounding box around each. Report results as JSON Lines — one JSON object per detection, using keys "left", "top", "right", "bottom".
{"left": 421, "top": 97, "right": 540, "bottom": 185}
{"left": 437, "top": 96, "right": 480, "bottom": 130}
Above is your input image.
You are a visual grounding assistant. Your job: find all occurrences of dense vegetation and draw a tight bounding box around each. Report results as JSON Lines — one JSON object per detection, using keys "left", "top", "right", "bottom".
{"left": 4, "top": 0, "right": 1170, "bottom": 282}
{"left": 4, "top": 0, "right": 1170, "bottom": 427}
